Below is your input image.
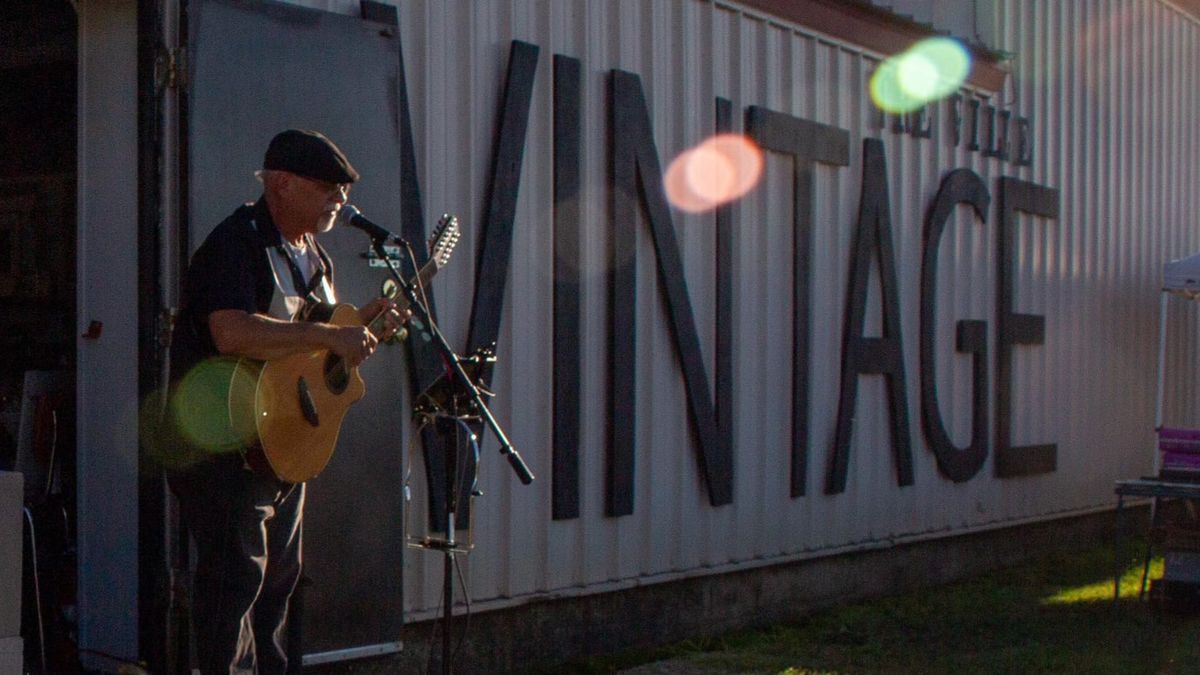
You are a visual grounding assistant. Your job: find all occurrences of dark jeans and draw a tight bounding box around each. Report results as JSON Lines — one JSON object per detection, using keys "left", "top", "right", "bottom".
{"left": 169, "top": 454, "right": 305, "bottom": 675}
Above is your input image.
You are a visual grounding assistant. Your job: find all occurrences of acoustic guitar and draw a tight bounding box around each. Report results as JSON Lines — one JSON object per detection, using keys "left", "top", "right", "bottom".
{"left": 228, "top": 214, "right": 459, "bottom": 483}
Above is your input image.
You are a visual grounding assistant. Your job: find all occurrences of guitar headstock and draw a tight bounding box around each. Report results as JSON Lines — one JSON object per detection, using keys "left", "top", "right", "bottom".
{"left": 428, "top": 214, "right": 460, "bottom": 269}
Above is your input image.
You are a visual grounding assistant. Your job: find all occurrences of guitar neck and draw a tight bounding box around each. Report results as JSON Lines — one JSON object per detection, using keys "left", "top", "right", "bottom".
{"left": 410, "top": 257, "right": 441, "bottom": 298}
{"left": 366, "top": 259, "right": 441, "bottom": 333}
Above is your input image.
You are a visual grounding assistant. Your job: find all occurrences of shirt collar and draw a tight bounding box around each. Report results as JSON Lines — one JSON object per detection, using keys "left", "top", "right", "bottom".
{"left": 252, "top": 196, "right": 284, "bottom": 248}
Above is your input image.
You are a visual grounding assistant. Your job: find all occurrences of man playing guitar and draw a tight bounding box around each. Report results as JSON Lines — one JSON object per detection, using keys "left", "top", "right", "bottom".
{"left": 167, "top": 129, "right": 407, "bottom": 674}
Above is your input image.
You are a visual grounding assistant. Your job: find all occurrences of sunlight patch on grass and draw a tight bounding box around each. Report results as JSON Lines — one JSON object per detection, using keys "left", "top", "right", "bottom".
{"left": 1041, "top": 558, "right": 1163, "bottom": 605}
{"left": 575, "top": 542, "right": 1200, "bottom": 674}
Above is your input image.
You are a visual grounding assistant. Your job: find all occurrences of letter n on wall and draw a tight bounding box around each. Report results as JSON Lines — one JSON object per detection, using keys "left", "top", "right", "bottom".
{"left": 607, "top": 69, "right": 732, "bottom": 515}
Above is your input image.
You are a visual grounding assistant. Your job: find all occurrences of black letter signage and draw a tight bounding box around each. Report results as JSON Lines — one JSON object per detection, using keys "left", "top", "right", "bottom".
{"left": 607, "top": 69, "right": 733, "bottom": 515}
{"left": 745, "top": 106, "right": 850, "bottom": 497}
{"left": 447, "top": 40, "right": 539, "bottom": 526}
{"left": 920, "top": 169, "right": 990, "bottom": 482}
{"left": 715, "top": 97, "right": 736, "bottom": 501}
{"left": 996, "top": 177, "right": 1060, "bottom": 477}
{"left": 828, "top": 139, "right": 914, "bottom": 494}
{"left": 466, "top": 40, "right": 540, "bottom": 363}
{"left": 552, "top": 54, "right": 582, "bottom": 520}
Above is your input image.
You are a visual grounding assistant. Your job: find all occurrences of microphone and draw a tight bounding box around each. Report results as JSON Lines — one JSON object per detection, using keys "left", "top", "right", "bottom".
{"left": 338, "top": 204, "right": 406, "bottom": 244}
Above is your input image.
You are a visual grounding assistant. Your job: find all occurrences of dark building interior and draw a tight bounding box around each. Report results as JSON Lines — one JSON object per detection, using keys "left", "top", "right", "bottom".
{"left": 0, "top": 2, "right": 79, "bottom": 671}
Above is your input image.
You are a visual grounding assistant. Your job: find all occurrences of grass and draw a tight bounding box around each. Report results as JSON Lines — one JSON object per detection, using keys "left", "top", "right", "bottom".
{"left": 568, "top": 543, "right": 1200, "bottom": 674}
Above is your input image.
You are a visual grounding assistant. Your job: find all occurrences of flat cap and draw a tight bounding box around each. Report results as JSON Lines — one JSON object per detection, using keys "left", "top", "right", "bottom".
{"left": 263, "top": 129, "right": 360, "bottom": 184}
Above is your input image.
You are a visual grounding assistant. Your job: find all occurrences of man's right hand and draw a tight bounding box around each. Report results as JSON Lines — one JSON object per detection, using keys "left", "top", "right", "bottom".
{"left": 208, "top": 309, "right": 382, "bottom": 364}
{"left": 325, "top": 324, "right": 378, "bottom": 367}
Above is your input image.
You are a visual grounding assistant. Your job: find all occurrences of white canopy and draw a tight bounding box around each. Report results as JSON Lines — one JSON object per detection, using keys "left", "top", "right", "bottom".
{"left": 1154, "top": 252, "right": 1200, "bottom": 475}
{"left": 1164, "top": 252, "right": 1200, "bottom": 297}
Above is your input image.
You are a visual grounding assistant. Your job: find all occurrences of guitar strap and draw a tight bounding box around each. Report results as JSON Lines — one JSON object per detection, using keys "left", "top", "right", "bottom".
{"left": 250, "top": 210, "right": 330, "bottom": 307}
{"left": 273, "top": 234, "right": 327, "bottom": 303}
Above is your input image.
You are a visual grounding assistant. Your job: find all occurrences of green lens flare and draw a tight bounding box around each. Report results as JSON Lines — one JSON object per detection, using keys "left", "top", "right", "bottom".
{"left": 170, "top": 357, "right": 245, "bottom": 454}
{"left": 871, "top": 57, "right": 923, "bottom": 113}
{"left": 898, "top": 53, "right": 940, "bottom": 100}
{"left": 913, "top": 37, "right": 971, "bottom": 99}
{"left": 871, "top": 37, "right": 972, "bottom": 113}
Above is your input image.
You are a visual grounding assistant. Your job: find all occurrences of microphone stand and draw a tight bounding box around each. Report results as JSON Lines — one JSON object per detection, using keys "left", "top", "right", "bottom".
{"left": 364, "top": 229, "right": 533, "bottom": 675}
{"left": 368, "top": 232, "right": 534, "bottom": 485}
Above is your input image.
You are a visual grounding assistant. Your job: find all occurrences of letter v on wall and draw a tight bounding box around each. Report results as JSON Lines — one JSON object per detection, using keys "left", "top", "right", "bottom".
{"left": 417, "top": 40, "right": 539, "bottom": 527}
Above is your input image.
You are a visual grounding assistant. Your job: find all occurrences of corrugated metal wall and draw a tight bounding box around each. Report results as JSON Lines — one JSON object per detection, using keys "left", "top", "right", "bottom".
{"left": 264, "top": 0, "right": 1199, "bottom": 620}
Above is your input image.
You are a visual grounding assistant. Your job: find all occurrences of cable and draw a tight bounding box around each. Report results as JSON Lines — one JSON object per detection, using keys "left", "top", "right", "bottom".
{"left": 451, "top": 417, "right": 481, "bottom": 503}
{"left": 447, "top": 418, "right": 479, "bottom": 670}
{"left": 407, "top": 416, "right": 446, "bottom": 675}
{"left": 401, "top": 238, "right": 434, "bottom": 348}
{"left": 23, "top": 507, "right": 46, "bottom": 674}
{"left": 402, "top": 237, "right": 433, "bottom": 328}
{"left": 424, "top": 574, "right": 443, "bottom": 675}
{"left": 405, "top": 416, "right": 435, "bottom": 554}
{"left": 401, "top": 229, "right": 474, "bottom": 672}
{"left": 404, "top": 417, "right": 430, "bottom": 505}
{"left": 451, "top": 550, "right": 472, "bottom": 666}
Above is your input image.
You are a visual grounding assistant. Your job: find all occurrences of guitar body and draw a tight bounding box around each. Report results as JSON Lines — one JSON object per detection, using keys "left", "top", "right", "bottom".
{"left": 230, "top": 303, "right": 366, "bottom": 483}
{"left": 220, "top": 213, "right": 460, "bottom": 483}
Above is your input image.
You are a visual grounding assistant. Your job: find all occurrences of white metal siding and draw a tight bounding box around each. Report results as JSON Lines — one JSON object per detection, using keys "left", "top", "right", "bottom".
{"left": 247, "top": 0, "right": 1199, "bottom": 620}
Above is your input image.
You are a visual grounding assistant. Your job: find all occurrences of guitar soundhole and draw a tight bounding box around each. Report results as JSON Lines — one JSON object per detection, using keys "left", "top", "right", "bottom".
{"left": 324, "top": 353, "right": 349, "bottom": 395}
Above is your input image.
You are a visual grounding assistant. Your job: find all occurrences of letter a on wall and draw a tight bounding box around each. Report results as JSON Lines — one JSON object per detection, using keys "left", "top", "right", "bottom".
{"left": 827, "top": 139, "right": 914, "bottom": 494}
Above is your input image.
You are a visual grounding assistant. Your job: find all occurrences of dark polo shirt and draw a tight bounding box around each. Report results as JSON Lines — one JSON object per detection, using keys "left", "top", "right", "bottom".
{"left": 170, "top": 197, "right": 334, "bottom": 385}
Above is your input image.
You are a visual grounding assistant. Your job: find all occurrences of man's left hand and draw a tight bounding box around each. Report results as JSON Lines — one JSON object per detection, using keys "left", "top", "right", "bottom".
{"left": 360, "top": 298, "right": 411, "bottom": 341}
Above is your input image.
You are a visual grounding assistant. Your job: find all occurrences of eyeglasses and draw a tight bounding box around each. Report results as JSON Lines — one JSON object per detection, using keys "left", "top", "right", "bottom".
{"left": 256, "top": 170, "right": 352, "bottom": 200}
{"left": 310, "top": 178, "right": 351, "bottom": 200}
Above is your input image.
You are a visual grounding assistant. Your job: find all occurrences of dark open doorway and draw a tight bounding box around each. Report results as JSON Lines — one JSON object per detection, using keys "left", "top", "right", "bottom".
{"left": 0, "top": 2, "right": 80, "bottom": 672}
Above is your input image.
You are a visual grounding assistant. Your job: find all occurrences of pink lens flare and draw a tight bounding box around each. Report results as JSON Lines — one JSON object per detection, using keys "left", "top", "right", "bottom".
{"left": 665, "top": 134, "right": 764, "bottom": 213}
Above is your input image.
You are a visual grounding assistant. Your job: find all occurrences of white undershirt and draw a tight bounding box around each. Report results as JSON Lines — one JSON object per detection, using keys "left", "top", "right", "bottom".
{"left": 266, "top": 238, "right": 336, "bottom": 320}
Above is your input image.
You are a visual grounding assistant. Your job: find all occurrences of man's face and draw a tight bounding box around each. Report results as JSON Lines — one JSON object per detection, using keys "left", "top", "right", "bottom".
{"left": 294, "top": 174, "right": 351, "bottom": 234}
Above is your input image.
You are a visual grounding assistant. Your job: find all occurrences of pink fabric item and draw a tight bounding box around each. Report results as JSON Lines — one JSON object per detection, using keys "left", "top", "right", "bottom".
{"left": 1159, "top": 426, "right": 1200, "bottom": 441}
{"left": 1160, "top": 439, "right": 1200, "bottom": 453}
{"left": 1163, "top": 451, "right": 1200, "bottom": 469}
{"left": 1159, "top": 427, "right": 1200, "bottom": 454}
